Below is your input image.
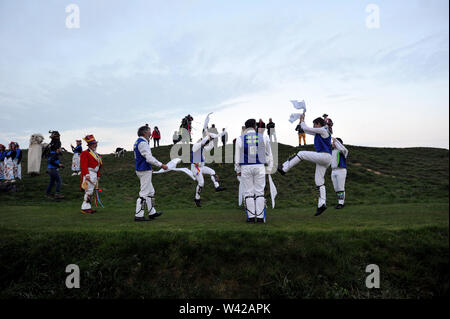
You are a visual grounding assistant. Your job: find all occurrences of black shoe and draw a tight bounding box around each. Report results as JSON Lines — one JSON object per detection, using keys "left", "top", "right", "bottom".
{"left": 246, "top": 217, "right": 256, "bottom": 223}
{"left": 134, "top": 216, "right": 151, "bottom": 222}
{"left": 256, "top": 218, "right": 265, "bottom": 223}
{"left": 215, "top": 186, "right": 226, "bottom": 192}
{"left": 335, "top": 204, "right": 345, "bottom": 209}
{"left": 277, "top": 165, "right": 286, "bottom": 176}
{"left": 314, "top": 205, "right": 328, "bottom": 216}
{"left": 194, "top": 199, "right": 201, "bottom": 207}
{"left": 149, "top": 211, "right": 163, "bottom": 219}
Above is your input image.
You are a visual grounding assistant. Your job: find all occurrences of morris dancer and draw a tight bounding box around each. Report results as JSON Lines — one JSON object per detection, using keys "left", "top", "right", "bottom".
{"left": 80, "top": 135, "right": 102, "bottom": 214}
{"left": 278, "top": 114, "right": 332, "bottom": 216}
{"left": 71, "top": 140, "right": 82, "bottom": 176}
{"left": 191, "top": 132, "right": 225, "bottom": 207}
{"left": 331, "top": 137, "right": 348, "bottom": 209}
{"left": 235, "top": 119, "right": 273, "bottom": 223}
{"left": 134, "top": 125, "right": 168, "bottom": 222}
{"left": 0, "top": 144, "right": 6, "bottom": 180}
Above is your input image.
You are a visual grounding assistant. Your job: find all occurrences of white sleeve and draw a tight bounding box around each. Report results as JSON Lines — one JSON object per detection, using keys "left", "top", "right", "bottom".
{"left": 234, "top": 137, "right": 242, "bottom": 173}
{"left": 138, "top": 141, "right": 162, "bottom": 167}
{"left": 264, "top": 135, "right": 273, "bottom": 173}
{"left": 334, "top": 140, "right": 348, "bottom": 158}
{"left": 192, "top": 136, "right": 211, "bottom": 153}
{"left": 301, "top": 122, "right": 329, "bottom": 138}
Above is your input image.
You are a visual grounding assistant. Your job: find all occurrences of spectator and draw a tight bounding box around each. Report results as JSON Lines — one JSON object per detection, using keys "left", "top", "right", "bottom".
{"left": 221, "top": 128, "right": 228, "bottom": 147}
{"left": 0, "top": 144, "right": 6, "bottom": 180}
{"left": 267, "top": 118, "right": 277, "bottom": 142}
{"left": 4, "top": 142, "right": 17, "bottom": 182}
{"left": 173, "top": 131, "right": 180, "bottom": 144}
{"left": 46, "top": 146, "right": 64, "bottom": 199}
{"left": 257, "top": 119, "right": 266, "bottom": 134}
{"left": 151, "top": 126, "right": 161, "bottom": 148}
{"left": 295, "top": 119, "right": 306, "bottom": 146}
{"left": 208, "top": 124, "right": 219, "bottom": 148}
{"left": 14, "top": 143, "right": 22, "bottom": 180}
{"left": 323, "top": 114, "right": 333, "bottom": 135}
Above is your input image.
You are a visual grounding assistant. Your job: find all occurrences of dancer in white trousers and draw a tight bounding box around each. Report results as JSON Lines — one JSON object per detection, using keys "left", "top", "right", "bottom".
{"left": 80, "top": 135, "right": 103, "bottom": 214}
{"left": 278, "top": 114, "right": 332, "bottom": 216}
{"left": 235, "top": 119, "right": 273, "bottom": 223}
{"left": 331, "top": 137, "right": 348, "bottom": 209}
{"left": 191, "top": 132, "right": 225, "bottom": 207}
{"left": 134, "top": 125, "right": 168, "bottom": 221}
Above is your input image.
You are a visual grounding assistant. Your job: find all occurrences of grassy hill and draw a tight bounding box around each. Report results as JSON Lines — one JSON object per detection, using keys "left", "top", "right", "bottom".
{"left": 0, "top": 143, "right": 448, "bottom": 298}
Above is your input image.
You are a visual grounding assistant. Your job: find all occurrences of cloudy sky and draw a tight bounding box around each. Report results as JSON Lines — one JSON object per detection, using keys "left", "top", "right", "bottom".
{"left": 0, "top": 0, "right": 448, "bottom": 153}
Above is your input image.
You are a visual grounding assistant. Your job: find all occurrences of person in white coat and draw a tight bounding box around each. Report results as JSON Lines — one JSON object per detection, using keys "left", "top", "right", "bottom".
{"left": 134, "top": 125, "right": 168, "bottom": 222}
{"left": 331, "top": 137, "right": 348, "bottom": 209}
{"left": 278, "top": 114, "right": 332, "bottom": 216}
{"left": 235, "top": 119, "right": 273, "bottom": 223}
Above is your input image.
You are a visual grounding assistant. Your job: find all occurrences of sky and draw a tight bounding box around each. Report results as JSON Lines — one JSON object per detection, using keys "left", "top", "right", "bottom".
{"left": 0, "top": 0, "right": 448, "bottom": 153}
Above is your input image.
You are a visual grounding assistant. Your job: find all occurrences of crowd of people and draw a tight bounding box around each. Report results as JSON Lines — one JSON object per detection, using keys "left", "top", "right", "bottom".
{"left": 1, "top": 111, "right": 347, "bottom": 223}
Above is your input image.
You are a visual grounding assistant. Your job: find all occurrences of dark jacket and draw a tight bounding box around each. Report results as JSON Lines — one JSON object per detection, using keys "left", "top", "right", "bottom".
{"left": 295, "top": 124, "right": 305, "bottom": 134}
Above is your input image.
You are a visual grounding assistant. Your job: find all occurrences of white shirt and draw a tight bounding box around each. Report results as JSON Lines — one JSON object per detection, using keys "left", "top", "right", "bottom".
{"left": 234, "top": 128, "right": 273, "bottom": 174}
{"left": 331, "top": 139, "right": 348, "bottom": 170}
{"left": 138, "top": 138, "right": 162, "bottom": 167}
{"left": 300, "top": 122, "right": 329, "bottom": 139}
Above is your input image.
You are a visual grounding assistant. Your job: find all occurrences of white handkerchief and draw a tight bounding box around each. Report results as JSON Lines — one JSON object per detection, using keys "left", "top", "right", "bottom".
{"left": 153, "top": 158, "right": 196, "bottom": 180}
{"left": 290, "top": 100, "right": 307, "bottom": 111}
{"left": 268, "top": 174, "right": 277, "bottom": 208}
{"left": 289, "top": 113, "right": 301, "bottom": 123}
{"left": 237, "top": 175, "right": 244, "bottom": 206}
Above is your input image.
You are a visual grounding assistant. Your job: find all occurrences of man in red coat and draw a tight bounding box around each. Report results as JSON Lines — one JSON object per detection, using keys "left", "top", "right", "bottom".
{"left": 80, "top": 134, "right": 102, "bottom": 214}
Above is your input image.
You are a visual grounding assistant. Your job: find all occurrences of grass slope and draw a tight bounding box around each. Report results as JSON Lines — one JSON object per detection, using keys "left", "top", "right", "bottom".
{"left": 0, "top": 143, "right": 448, "bottom": 298}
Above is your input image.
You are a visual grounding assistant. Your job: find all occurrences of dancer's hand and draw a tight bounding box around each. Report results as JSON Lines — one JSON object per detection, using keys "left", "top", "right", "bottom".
{"left": 162, "top": 164, "right": 169, "bottom": 170}
{"left": 300, "top": 114, "right": 305, "bottom": 122}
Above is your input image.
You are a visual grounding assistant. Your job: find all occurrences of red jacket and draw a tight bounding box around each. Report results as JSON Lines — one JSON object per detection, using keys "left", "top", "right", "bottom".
{"left": 80, "top": 149, "right": 102, "bottom": 180}
{"left": 152, "top": 130, "right": 161, "bottom": 139}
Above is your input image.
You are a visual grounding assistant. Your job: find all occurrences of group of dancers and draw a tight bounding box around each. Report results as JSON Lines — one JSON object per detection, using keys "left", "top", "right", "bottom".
{"left": 126, "top": 113, "right": 348, "bottom": 222}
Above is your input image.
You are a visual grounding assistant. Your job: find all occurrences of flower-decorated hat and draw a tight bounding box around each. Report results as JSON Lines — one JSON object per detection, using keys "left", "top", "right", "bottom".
{"left": 83, "top": 134, "right": 97, "bottom": 145}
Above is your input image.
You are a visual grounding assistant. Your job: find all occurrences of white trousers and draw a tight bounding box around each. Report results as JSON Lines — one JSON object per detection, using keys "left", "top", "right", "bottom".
{"left": 241, "top": 164, "right": 266, "bottom": 219}
{"left": 135, "top": 170, "right": 156, "bottom": 217}
{"left": 269, "top": 130, "right": 277, "bottom": 143}
{"left": 81, "top": 170, "right": 98, "bottom": 210}
{"left": 14, "top": 159, "right": 21, "bottom": 179}
{"left": 331, "top": 168, "right": 347, "bottom": 204}
{"left": 0, "top": 161, "right": 4, "bottom": 179}
{"left": 282, "top": 151, "right": 331, "bottom": 207}
{"left": 191, "top": 163, "right": 219, "bottom": 199}
{"left": 72, "top": 153, "right": 81, "bottom": 172}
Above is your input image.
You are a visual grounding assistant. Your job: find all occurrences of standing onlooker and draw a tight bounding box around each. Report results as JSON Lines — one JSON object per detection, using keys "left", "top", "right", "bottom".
{"left": 71, "top": 140, "right": 82, "bottom": 176}
{"left": 221, "top": 128, "right": 228, "bottom": 147}
{"left": 296, "top": 120, "right": 306, "bottom": 146}
{"left": 323, "top": 114, "right": 333, "bottom": 135}
{"left": 46, "top": 146, "right": 64, "bottom": 199}
{"left": 151, "top": 126, "right": 161, "bottom": 148}
{"left": 257, "top": 119, "right": 266, "bottom": 134}
{"left": 4, "top": 142, "right": 17, "bottom": 182}
{"left": 173, "top": 131, "right": 180, "bottom": 144}
{"left": 208, "top": 124, "right": 219, "bottom": 148}
{"left": 267, "top": 118, "right": 277, "bottom": 143}
{"left": 0, "top": 144, "right": 6, "bottom": 180}
{"left": 14, "top": 143, "right": 22, "bottom": 180}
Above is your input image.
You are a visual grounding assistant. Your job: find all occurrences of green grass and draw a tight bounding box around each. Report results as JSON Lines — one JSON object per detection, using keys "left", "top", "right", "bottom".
{"left": 0, "top": 143, "right": 448, "bottom": 298}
